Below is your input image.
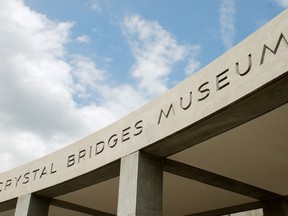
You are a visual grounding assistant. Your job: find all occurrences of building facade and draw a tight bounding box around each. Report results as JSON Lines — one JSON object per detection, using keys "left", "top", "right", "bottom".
{"left": 0, "top": 8, "right": 288, "bottom": 216}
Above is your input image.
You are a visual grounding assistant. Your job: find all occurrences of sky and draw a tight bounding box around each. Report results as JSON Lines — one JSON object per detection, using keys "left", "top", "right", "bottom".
{"left": 0, "top": 0, "right": 287, "bottom": 172}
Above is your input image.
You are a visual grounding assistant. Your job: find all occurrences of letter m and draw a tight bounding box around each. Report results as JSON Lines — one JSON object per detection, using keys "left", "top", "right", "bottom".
{"left": 260, "top": 33, "right": 288, "bottom": 65}
{"left": 157, "top": 103, "right": 175, "bottom": 125}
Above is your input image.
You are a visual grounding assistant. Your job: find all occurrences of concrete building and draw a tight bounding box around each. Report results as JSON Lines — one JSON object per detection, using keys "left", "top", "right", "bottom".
{"left": 0, "top": 8, "right": 287, "bottom": 216}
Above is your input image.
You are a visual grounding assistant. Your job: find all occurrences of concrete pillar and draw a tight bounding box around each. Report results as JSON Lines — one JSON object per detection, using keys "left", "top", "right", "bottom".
{"left": 117, "top": 151, "right": 163, "bottom": 216}
{"left": 15, "top": 194, "right": 49, "bottom": 216}
{"left": 262, "top": 197, "right": 288, "bottom": 216}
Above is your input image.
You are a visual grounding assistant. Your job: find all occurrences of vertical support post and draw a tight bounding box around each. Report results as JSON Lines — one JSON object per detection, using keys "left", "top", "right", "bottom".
{"left": 262, "top": 197, "right": 288, "bottom": 216}
{"left": 15, "top": 194, "right": 50, "bottom": 216}
{"left": 117, "top": 151, "right": 163, "bottom": 216}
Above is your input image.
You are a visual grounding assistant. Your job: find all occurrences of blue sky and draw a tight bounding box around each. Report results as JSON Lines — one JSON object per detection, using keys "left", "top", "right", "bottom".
{"left": 24, "top": 0, "right": 286, "bottom": 82}
{"left": 0, "top": 0, "right": 287, "bottom": 172}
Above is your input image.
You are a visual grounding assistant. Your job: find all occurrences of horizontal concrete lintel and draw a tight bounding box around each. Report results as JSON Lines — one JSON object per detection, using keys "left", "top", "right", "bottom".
{"left": 51, "top": 199, "right": 115, "bottom": 216}
{"left": 164, "top": 159, "right": 281, "bottom": 200}
{"left": 0, "top": 198, "right": 17, "bottom": 212}
{"left": 185, "top": 201, "right": 263, "bottom": 216}
{"left": 37, "top": 160, "right": 120, "bottom": 198}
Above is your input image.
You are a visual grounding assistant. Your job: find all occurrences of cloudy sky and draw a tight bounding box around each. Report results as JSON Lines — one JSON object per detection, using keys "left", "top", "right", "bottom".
{"left": 0, "top": 0, "right": 287, "bottom": 172}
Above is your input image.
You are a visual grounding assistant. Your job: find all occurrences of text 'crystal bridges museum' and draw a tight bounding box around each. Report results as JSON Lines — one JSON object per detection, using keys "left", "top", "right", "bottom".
{"left": 0, "top": 8, "right": 288, "bottom": 216}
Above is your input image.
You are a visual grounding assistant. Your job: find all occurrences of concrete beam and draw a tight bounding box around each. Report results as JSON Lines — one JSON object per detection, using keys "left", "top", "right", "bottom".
{"left": 15, "top": 194, "right": 49, "bottom": 216}
{"left": 37, "top": 160, "right": 120, "bottom": 198}
{"left": 117, "top": 152, "right": 163, "bottom": 216}
{"left": 0, "top": 199, "right": 17, "bottom": 212}
{"left": 186, "top": 201, "right": 262, "bottom": 216}
{"left": 164, "top": 159, "right": 281, "bottom": 200}
{"left": 50, "top": 199, "right": 115, "bottom": 216}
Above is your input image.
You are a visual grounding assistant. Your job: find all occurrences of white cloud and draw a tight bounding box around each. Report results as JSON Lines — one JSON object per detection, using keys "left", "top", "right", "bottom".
{"left": 220, "top": 0, "right": 236, "bottom": 50}
{"left": 275, "top": 0, "right": 288, "bottom": 7}
{"left": 98, "top": 84, "right": 147, "bottom": 117}
{"left": 184, "top": 45, "right": 201, "bottom": 76}
{"left": 0, "top": 0, "right": 90, "bottom": 170}
{"left": 76, "top": 34, "right": 92, "bottom": 43}
{"left": 0, "top": 0, "right": 121, "bottom": 172}
{"left": 0, "top": 1, "right": 201, "bottom": 172}
{"left": 102, "top": 56, "right": 112, "bottom": 63}
{"left": 185, "top": 59, "right": 201, "bottom": 76}
{"left": 71, "top": 56, "right": 105, "bottom": 91}
{"left": 0, "top": 0, "right": 153, "bottom": 173}
{"left": 88, "top": 0, "right": 102, "bottom": 13}
{"left": 123, "top": 14, "right": 193, "bottom": 97}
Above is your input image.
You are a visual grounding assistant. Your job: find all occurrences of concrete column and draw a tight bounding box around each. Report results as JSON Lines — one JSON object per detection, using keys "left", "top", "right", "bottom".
{"left": 262, "top": 197, "right": 288, "bottom": 216}
{"left": 117, "top": 151, "right": 163, "bottom": 216}
{"left": 15, "top": 194, "right": 49, "bottom": 216}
